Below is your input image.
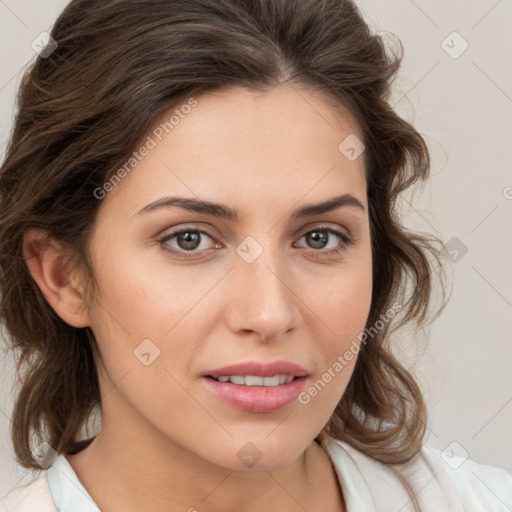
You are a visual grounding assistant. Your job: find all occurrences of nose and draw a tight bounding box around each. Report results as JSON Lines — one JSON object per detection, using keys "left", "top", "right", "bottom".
{"left": 225, "top": 244, "right": 301, "bottom": 342}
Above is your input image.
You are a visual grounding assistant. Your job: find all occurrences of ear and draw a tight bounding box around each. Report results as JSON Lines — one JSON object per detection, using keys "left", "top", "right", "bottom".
{"left": 23, "top": 228, "right": 92, "bottom": 328}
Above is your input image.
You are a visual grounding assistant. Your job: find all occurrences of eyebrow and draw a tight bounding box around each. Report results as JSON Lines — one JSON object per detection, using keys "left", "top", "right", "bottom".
{"left": 135, "top": 193, "right": 365, "bottom": 221}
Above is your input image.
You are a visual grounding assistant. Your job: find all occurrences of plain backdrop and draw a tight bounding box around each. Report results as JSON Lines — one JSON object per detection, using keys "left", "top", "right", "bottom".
{"left": 1, "top": 0, "right": 511, "bottom": 500}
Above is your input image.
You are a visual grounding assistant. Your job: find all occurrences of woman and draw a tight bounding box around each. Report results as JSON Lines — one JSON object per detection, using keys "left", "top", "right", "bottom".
{"left": 1, "top": 0, "right": 510, "bottom": 511}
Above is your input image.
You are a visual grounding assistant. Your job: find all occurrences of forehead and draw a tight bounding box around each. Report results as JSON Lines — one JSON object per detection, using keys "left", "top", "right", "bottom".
{"left": 152, "top": 83, "right": 363, "bottom": 153}
{"left": 102, "top": 84, "right": 367, "bottom": 216}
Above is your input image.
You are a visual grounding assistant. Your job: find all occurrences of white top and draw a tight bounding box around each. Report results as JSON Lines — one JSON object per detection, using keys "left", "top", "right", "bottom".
{"left": 2, "top": 433, "right": 512, "bottom": 511}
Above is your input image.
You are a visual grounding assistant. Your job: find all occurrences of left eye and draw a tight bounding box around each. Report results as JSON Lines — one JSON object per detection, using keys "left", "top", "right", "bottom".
{"left": 295, "top": 227, "right": 352, "bottom": 253}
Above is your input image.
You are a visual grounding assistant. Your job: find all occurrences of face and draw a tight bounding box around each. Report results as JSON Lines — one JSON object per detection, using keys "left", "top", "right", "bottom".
{"left": 84, "top": 84, "right": 372, "bottom": 470}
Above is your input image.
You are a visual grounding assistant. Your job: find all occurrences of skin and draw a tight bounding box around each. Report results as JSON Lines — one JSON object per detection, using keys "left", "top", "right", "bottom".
{"left": 23, "top": 84, "right": 373, "bottom": 512}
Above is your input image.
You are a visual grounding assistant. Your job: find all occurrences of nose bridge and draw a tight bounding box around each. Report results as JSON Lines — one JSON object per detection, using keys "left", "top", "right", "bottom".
{"left": 228, "top": 236, "right": 299, "bottom": 339}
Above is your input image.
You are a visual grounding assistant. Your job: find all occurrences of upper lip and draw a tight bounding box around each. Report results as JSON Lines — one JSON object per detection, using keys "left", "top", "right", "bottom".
{"left": 204, "top": 360, "right": 309, "bottom": 379}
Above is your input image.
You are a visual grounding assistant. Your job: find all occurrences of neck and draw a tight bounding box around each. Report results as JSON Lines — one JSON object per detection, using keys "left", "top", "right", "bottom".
{"left": 67, "top": 429, "right": 332, "bottom": 512}
{"left": 66, "top": 415, "right": 339, "bottom": 512}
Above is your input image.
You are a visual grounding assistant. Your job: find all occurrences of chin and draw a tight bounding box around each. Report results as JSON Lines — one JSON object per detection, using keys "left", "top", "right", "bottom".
{"left": 199, "top": 431, "right": 313, "bottom": 472}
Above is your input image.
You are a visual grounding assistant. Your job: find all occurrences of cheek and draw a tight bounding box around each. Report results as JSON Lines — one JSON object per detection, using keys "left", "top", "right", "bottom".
{"left": 87, "top": 240, "right": 224, "bottom": 393}
{"left": 311, "top": 254, "right": 373, "bottom": 341}
{"left": 302, "top": 255, "right": 372, "bottom": 396}
{"left": 87, "top": 249, "right": 207, "bottom": 429}
{"left": 89, "top": 241, "right": 195, "bottom": 336}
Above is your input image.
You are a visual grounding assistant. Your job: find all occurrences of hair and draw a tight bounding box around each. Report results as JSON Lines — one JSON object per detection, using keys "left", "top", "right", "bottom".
{"left": 0, "top": 0, "right": 448, "bottom": 508}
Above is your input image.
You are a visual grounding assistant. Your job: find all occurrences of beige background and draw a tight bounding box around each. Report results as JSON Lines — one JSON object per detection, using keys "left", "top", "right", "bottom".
{"left": 1, "top": 0, "right": 511, "bottom": 500}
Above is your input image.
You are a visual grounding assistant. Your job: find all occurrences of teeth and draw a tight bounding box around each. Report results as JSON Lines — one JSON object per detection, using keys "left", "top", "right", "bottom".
{"left": 245, "top": 375, "right": 264, "bottom": 386}
{"left": 214, "top": 374, "right": 295, "bottom": 386}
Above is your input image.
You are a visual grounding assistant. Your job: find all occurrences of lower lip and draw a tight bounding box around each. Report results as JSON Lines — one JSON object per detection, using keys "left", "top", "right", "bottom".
{"left": 201, "top": 376, "right": 308, "bottom": 413}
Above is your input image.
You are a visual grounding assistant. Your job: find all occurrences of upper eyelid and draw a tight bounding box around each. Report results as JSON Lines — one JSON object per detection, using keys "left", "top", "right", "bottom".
{"left": 159, "top": 223, "right": 351, "bottom": 247}
{"left": 160, "top": 222, "right": 350, "bottom": 237}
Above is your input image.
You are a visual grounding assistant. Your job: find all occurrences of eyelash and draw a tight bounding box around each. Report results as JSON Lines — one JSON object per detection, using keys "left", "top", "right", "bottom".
{"left": 157, "top": 225, "right": 355, "bottom": 260}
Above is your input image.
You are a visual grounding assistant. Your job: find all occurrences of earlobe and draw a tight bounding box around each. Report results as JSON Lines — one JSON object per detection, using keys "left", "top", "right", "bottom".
{"left": 22, "top": 228, "right": 91, "bottom": 328}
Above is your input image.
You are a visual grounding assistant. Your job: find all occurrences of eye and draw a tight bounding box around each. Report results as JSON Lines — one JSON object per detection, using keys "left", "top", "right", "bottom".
{"left": 157, "top": 225, "right": 355, "bottom": 260}
{"left": 295, "top": 226, "right": 354, "bottom": 257}
{"left": 158, "top": 228, "right": 218, "bottom": 257}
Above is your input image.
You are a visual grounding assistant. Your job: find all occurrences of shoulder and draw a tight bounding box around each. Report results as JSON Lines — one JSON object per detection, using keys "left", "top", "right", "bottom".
{"left": 421, "top": 444, "right": 512, "bottom": 511}
{"left": 1, "top": 469, "right": 56, "bottom": 512}
{"left": 320, "top": 433, "right": 512, "bottom": 512}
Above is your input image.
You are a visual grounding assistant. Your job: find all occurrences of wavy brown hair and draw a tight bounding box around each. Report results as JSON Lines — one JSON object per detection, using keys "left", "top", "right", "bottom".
{"left": 0, "top": 0, "right": 447, "bottom": 499}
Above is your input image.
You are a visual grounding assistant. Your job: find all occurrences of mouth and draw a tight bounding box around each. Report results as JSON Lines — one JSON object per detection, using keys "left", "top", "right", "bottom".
{"left": 205, "top": 374, "right": 296, "bottom": 386}
{"left": 201, "top": 360, "right": 309, "bottom": 413}
{"left": 201, "top": 374, "right": 308, "bottom": 413}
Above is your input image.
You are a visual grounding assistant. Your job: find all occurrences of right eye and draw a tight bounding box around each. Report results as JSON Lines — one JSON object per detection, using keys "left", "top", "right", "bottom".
{"left": 157, "top": 227, "right": 220, "bottom": 258}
